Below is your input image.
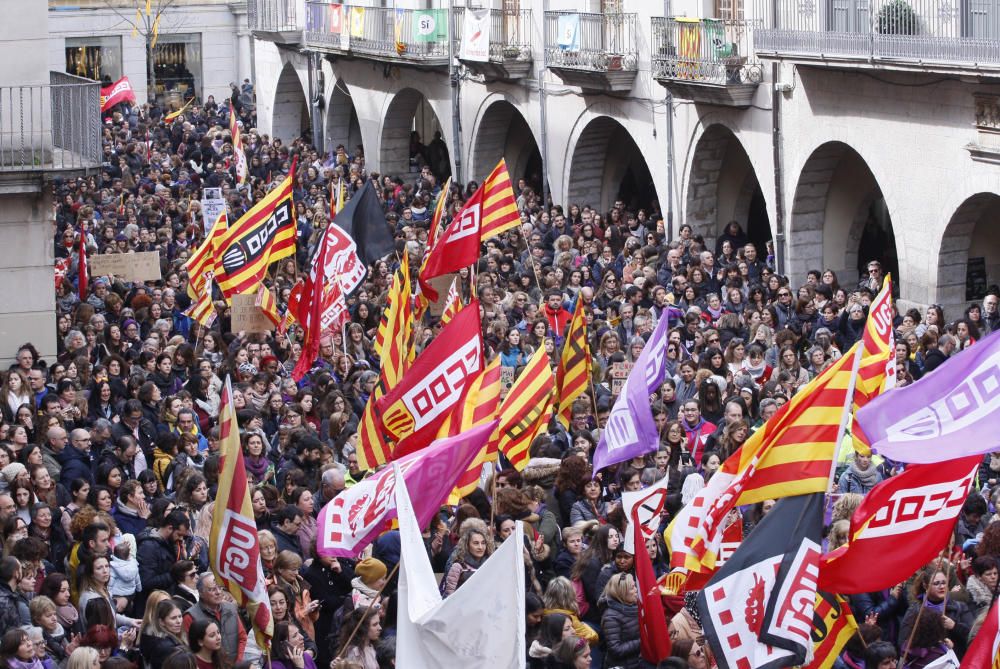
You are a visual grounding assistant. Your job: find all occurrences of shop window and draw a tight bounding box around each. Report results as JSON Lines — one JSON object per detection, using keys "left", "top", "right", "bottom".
{"left": 152, "top": 33, "right": 202, "bottom": 105}
{"left": 65, "top": 36, "right": 122, "bottom": 82}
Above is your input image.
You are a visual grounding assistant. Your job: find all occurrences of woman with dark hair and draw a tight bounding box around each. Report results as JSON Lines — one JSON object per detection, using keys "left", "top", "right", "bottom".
{"left": 78, "top": 555, "right": 140, "bottom": 630}
{"left": 529, "top": 611, "right": 572, "bottom": 668}
{"left": 696, "top": 379, "right": 724, "bottom": 425}
{"left": 268, "top": 620, "right": 318, "bottom": 669}
{"left": 900, "top": 609, "right": 958, "bottom": 668}
{"left": 570, "top": 524, "right": 621, "bottom": 625}
{"left": 87, "top": 484, "right": 115, "bottom": 514}
{"left": 965, "top": 555, "right": 998, "bottom": 616}
{"left": 0, "top": 627, "right": 42, "bottom": 669}
{"left": 900, "top": 564, "right": 974, "bottom": 658}
{"left": 138, "top": 600, "right": 186, "bottom": 669}
{"left": 337, "top": 607, "right": 381, "bottom": 669}
{"left": 40, "top": 573, "right": 83, "bottom": 637}
{"left": 187, "top": 619, "right": 229, "bottom": 669}
{"left": 553, "top": 455, "right": 590, "bottom": 527}
{"left": 87, "top": 380, "right": 119, "bottom": 422}
{"left": 443, "top": 523, "right": 495, "bottom": 598}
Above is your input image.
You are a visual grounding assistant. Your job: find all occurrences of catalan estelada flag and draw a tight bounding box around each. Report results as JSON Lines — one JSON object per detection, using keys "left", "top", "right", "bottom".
{"left": 438, "top": 356, "right": 502, "bottom": 500}
{"left": 554, "top": 293, "right": 591, "bottom": 428}
{"left": 802, "top": 593, "right": 858, "bottom": 669}
{"left": 852, "top": 274, "right": 895, "bottom": 456}
{"left": 478, "top": 159, "right": 520, "bottom": 240}
{"left": 356, "top": 254, "right": 415, "bottom": 471}
{"left": 496, "top": 347, "right": 555, "bottom": 471}
{"left": 670, "top": 343, "right": 861, "bottom": 574}
{"left": 210, "top": 378, "right": 273, "bottom": 651}
{"left": 184, "top": 210, "right": 227, "bottom": 300}
{"left": 215, "top": 171, "right": 296, "bottom": 301}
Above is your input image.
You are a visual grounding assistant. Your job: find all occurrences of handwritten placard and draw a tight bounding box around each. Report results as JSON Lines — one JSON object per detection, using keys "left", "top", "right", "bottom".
{"left": 231, "top": 293, "right": 274, "bottom": 333}
{"left": 89, "top": 251, "right": 162, "bottom": 282}
{"left": 500, "top": 366, "right": 516, "bottom": 399}
{"left": 610, "top": 361, "right": 634, "bottom": 396}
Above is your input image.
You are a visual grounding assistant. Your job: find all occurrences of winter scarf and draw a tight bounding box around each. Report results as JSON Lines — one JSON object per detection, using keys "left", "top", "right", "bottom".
{"left": 848, "top": 461, "right": 880, "bottom": 490}
{"left": 966, "top": 574, "right": 994, "bottom": 610}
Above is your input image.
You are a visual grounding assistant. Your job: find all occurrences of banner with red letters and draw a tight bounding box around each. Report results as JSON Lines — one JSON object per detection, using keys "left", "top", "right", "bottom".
{"left": 100, "top": 76, "right": 137, "bottom": 113}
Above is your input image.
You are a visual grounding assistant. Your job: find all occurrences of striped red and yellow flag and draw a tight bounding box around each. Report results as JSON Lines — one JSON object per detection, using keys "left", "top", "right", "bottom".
{"left": 276, "top": 308, "right": 295, "bottom": 337}
{"left": 852, "top": 274, "right": 895, "bottom": 456}
{"left": 184, "top": 282, "right": 216, "bottom": 328}
{"left": 164, "top": 97, "right": 193, "bottom": 124}
{"left": 438, "top": 357, "right": 502, "bottom": 500}
{"left": 440, "top": 277, "right": 462, "bottom": 326}
{"left": 255, "top": 285, "right": 280, "bottom": 328}
{"left": 496, "top": 347, "right": 555, "bottom": 471}
{"left": 802, "top": 593, "right": 857, "bottom": 669}
{"left": 555, "top": 293, "right": 591, "bottom": 428}
{"left": 230, "top": 107, "right": 247, "bottom": 184}
{"left": 215, "top": 173, "right": 296, "bottom": 301}
{"left": 184, "top": 210, "right": 227, "bottom": 300}
{"left": 427, "top": 176, "right": 451, "bottom": 249}
{"left": 356, "top": 253, "right": 415, "bottom": 471}
{"left": 479, "top": 160, "right": 520, "bottom": 240}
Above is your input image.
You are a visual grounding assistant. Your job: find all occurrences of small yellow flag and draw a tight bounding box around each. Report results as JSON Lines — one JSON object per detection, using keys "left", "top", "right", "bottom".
{"left": 132, "top": 8, "right": 140, "bottom": 37}
{"left": 151, "top": 15, "right": 160, "bottom": 48}
{"left": 145, "top": 0, "right": 151, "bottom": 16}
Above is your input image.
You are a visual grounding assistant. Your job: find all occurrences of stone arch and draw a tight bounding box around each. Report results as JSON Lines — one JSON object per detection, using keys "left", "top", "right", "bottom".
{"left": 788, "top": 141, "right": 900, "bottom": 292}
{"left": 325, "top": 79, "right": 363, "bottom": 158}
{"left": 685, "top": 123, "right": 771, "bottom": 254}
{"left": 469, "top": 98, "right": 541, "bottom": 192}
{"left": 566, "top": 116, "right": 654, "bottom": 214}
{"left": 380, "top": 87, "right": 449, "bottom": 182}
{"left": 936, "top": 193, "right": 1000, "bottom": 313}
{"left": 272, "top": 62, "right": 309, "bottom": 144}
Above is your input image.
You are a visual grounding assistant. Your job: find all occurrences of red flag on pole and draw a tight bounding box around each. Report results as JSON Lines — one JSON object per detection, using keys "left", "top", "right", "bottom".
{"left": 418, "top": 185, "right": 484, "bottom": 301}
{"left": 291, "top": 234, "right": 332, "bottom": 382}
{"left": 77, "top": 227, "right": 88, "bottom": 300}
{"left": 962, "top": 596, "right": 1000, "bottom": 668}
{"left": 633, "top": 509, "right": 672, "bottom": 664}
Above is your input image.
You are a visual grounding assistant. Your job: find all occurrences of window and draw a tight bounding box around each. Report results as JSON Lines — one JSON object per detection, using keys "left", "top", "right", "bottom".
{"left": 65, "top": 36, "right": 122, "bottom": 82}
{"left": 151, "top": 33, "right": 203, "bottom": 104}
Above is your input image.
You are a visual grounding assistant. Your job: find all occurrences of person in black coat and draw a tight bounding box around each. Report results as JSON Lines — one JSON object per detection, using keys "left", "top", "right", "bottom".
{"left": 135, "top": 510, "right": 190, "bottom": 615}
{"left": 303, "top": 552, "right": 355, "bottom": 669}
{"left": 601, "top": 573, "right": 657, "bottom": 669}
{"left": 899, "top": 565, "right": 974, "bottom": 658}
{"left": 58, "top": 430, "right": 95, "bottom": 486}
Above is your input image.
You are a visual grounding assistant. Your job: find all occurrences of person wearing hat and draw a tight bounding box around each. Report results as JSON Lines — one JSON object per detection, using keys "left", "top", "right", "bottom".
{"left": 350, "top": 558, "right": 387, "bottom": 610}
{"left": 0, "top": 463, "right": 28, "bottom": 494}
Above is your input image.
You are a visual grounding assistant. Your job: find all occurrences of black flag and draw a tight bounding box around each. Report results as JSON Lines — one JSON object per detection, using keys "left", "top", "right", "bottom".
{"left": 333, "top": 180, "right": 396, "bottom": 264}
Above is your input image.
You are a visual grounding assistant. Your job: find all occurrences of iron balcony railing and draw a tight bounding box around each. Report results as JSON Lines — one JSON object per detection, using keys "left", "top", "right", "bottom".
{"left": 305, "top": 3, "right": 450, "bottom": 61}
{"left": 453, "top": 8, "right": 533, "bottom": 62}
{"left": 0, "top": 73, "right": 100, "bottom": 172}
{"left": 248, "top": 0, "right": 301, "bottom": 32}
{"left": 755, "top": 0, "right": 1000, "bottom": 67}
{"left": 544, "top": 11, "right": 639, "bottom": 71}
{"left": 651, "top": 17, "right": 764, "bottom": 85}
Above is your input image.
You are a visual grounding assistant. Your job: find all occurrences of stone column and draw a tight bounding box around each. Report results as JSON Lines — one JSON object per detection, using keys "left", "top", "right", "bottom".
{"left": 230, "top": 1, "right": 252, "bottom": 83}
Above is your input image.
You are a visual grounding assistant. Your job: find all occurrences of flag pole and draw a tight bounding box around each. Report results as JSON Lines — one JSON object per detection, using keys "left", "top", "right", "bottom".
{"left": 825, "top": 343, "right": 863, "bottom": 496}
{"left": 334, "top": 561, "right": 401, "bottom": 660}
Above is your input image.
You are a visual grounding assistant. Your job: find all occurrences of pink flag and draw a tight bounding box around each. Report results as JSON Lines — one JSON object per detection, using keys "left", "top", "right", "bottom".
{"left": 316, "top": 420, "right": 498, "bottom": 558}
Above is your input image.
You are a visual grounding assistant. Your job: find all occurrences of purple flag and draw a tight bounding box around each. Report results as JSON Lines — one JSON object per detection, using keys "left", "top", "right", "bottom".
{"left": 593, "top": 312, "right": 671, "bottom": 473}
{"left": 860, "top": 330, "right": 1000, "bottom": 463}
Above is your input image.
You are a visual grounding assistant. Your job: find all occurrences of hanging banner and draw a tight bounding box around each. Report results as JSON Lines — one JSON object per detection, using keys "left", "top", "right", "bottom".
{"left": 413, "top": 9, "right": 447, "bottom": 42}
{"left": 329, "top": 4, "right": 343, "bottom": 34}
{"left": 99, "top": 76, "right": 137, "bottom": 113}
{"left": 557, "top": 14, "right": 580, "bottom": 51}
{"left": 350, "top": 6, "right": 365, "bottom": 37}
{"left": 460, "top": 8, "right": 491, "bottom": 62}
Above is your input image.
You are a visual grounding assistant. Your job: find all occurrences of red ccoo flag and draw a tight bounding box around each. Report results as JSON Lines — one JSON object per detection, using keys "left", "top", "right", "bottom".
{"left": 418, "top": 185, "right": 484, "bottom": 301}
{"left": 633, "top": 509, "right": 672, "bottom": 664}
{"left": 962, "top": 597, "right": 1000, "bottom": 668}
{"left": 77, "top": 227, "right": 88, "bottom": 300}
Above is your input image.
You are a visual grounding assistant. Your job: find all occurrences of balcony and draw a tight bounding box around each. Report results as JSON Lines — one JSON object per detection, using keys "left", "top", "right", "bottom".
{"left": 304, "top": 3, "right": 449, "bottom": 68}
{"left": 248, "top": 0, "right": 304, "bottom": 44}
{"left": 652, "top": 17, "right": 764, "bottom": 107}
{"left": 544, "top": 11, "right": 639, "bottom": 92}
{"left": 453, "top": 8, "right": 533, "bottom": 81}
{"left": 755, "top": 0, "right": 1000, "bottom": 74}
{"left": 0, "top": 73, "right": 100, "bottom": 180}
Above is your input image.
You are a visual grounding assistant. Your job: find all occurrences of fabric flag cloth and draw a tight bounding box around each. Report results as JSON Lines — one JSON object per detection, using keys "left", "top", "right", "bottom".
{"left": 316, "top": 421, "right": 499, "bottom": 558}
{"left": 962, "top": 596, "right": 1000, "bottom": 668}
{"left": 229, "top": 107, "right": 248, "bottom": 185}
{"left": 478, "top": 159, "right": 521, "bottom": 240}
{"left": 333, "top": 180, "right": 395, "bottom": 264}
{"left": 185, "top": 210, "right": 227, "bottom": 299}
{"left": 440, "top": 278, "right": 462, "bottom": 326}
{"left": 436, "top": 357, "right": 502, "bottom": 500}
{"left": 671, "top": 343, "right": 861, "bottom": 575}
{"left": 594, "top": 311, "right": 670, "bottom": 473}
{"left": 215, "top": 172, "right": 296, "bottom": 300}
{"left": 184, "top": 282, "right": 217, "bottom": 328}
{"left": 622, "top": 475, "right": 670, "bottom": 554}
{"left": 858, "top": 330, "right": 1000, "bottom": 463}
{"left": 377, "top": 303, "right": 484, "bottom": 458}
{"left": 426, "top": 176, "right": 451, "bottom": 250}
{"left": 395, "top": 460, "right": 525, "bottom": 669}
{"left": 632, "top": 508, "right": 672, "bottom": 665}
{"left": 164, "top": 97, "right": 193, "bottom": 124}
{"left": 209, "top": 378, "right": 274, "bottom": 651}
{"left": 355, "top": 254, "right": 415, "bottom": 470}
{"left": 77, "top": 227, "right": 88, "bottom": 300}
{"left": 99, "top": 76, "right": 137, "bottom": 113}
{"left": 255, "top": 285, "right": 280, "bottom": 328}
{"left": 818, "top": 455, "right": 979, "bottom": 594}
{"left": 802, "top": 593, "right": 858, "bottom": 669}
{"left": 852, "top": 275, "right": 896, "bottom": 456}
{"left": 419, "top": 185, "right": 484, "bottom": 301}
{"left": 555, "top": 294, "right": 592, "bottom": 428}
{"left": 698, "top": 493, "right": 825, "bottom": 669}
{"left": 290, "top": 220, "right": 333, "bottom": 382}
{"left": 317, "top": 218, "right": 367, "bottom": 294}
{"left": 495, "top": 347, "right": 556, "bottom": 471}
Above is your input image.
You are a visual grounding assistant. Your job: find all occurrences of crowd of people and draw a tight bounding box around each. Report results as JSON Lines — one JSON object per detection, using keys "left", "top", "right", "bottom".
{"left": 2, "top": 82, "right": 999, "bottom": 669}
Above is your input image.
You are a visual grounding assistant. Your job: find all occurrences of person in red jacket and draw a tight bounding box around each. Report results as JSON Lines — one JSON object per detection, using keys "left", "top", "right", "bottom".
{"left": 543, "top": 290, "right": 572, "bottom": 343}
{"left": 680, "top": 400, "right": 716, "bottom": 462}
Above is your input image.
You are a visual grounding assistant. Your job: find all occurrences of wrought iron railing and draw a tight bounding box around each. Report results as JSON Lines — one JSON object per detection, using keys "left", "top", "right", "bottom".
{"left": 248, "top": 0, "right": 301, "bottom": 32}
{"left": 0, "top": 73, "right": 100, "bottom": 172}
{"left": 453, "top": 8, "right": 533, "bottom": 62}
{"left": 755, "top": 0, "right": 1000, "bottom": 67}
{"left": 305, "top": 4, "right": 450, "bottom": 61}
{"left": 651, "top": 17, "right": 764, "bottom": 84}
{"left": 544, "top": 11, "right": 639, "bottom": 71}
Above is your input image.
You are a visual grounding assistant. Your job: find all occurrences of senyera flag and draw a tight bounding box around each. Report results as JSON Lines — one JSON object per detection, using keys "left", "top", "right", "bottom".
{"left": 316, "top": 420, "right": 498, "bottom": 558}
{"left": 100, "top": 76, "right": 137, "bottom": 113}
{"left": 852, "top": 274, "right": 895, "bottom": 456}
{"left": 818, "top": 455, "right": 979, "bottom": 594}
{"left": 858, "top": 329, "right": 1000, "bottom": 463}
{"left": 209, "top": 377, "right": 273, "bottom": 651}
